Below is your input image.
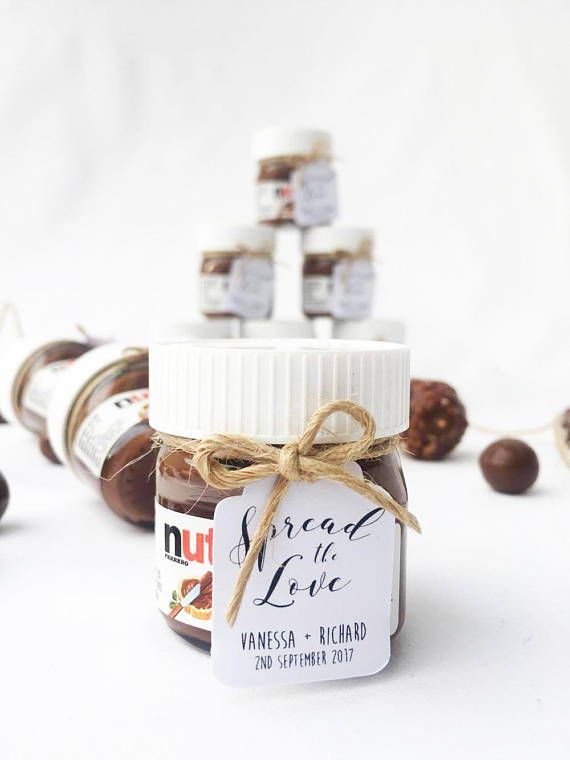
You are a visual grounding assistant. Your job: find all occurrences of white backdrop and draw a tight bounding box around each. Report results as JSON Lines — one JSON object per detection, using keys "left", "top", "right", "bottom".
{"left": 1, "top": 3, "right": 570, "bottom": 758}
{"left": 2, "top": 0, "right": 569, "bottom": 424}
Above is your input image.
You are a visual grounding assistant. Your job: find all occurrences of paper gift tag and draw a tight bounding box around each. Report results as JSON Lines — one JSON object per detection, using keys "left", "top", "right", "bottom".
{"left": 332, "top": 259, "right": 375, "bottom": 320}
{"left": 227, "top": 257, "right": 274, "bottom": 319}
{"left": 212, "top": 463, "right": 395, "bottom": 687}
{"left": 292, "top": 160, "right": 338, "bottom": 227}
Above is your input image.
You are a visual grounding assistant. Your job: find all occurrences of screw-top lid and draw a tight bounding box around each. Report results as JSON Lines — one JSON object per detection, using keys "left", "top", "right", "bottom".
{"left": 150, "top": 339, "right": 409, "bottom": 444}
{"left": 252, "top": 128, "right": 333, "bottom": 161}
{"left": 303, "top": 226, "right": 374, "bottom": 255}
{"left": 332, "top": 319, "right": 406, "bottom": 343}
{"left": 240, "top": 320, "right": 314, "bottom": 339}
{"left": 0, "top": 332, "right": 87, "bottom": 424}
{"left": 47, "top": 343, "right": 148, "bottom": 466}
{"left": 199, "top": 225, "right": 275, "bottom": 255}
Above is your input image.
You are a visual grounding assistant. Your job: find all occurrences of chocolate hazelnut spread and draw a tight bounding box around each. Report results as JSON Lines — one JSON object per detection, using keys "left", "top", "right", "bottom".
{"left": 0, "top": 337, "right": 91, "bottom": 463}
{"left": 47, "top": 345, "right": 156, "bottom": 526}
{"left": 302, "top": 227, "right": 375, "bottom": 320}
{"left": 150, "top": 339, "right": 410, "bottom": 654}
{"left": 253, "top": 128, "right": 337, "bottom": 227}
{"left": 199, "top": 226, "right": 275, "bottom": 320}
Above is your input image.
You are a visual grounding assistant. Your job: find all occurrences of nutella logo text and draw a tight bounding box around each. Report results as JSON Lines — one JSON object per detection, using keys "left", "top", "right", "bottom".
{"left": 113, "top": 389, "right": 148, "bottom": 409}
{"left": 164, "top": 523, "right": 214, "bottom": 567}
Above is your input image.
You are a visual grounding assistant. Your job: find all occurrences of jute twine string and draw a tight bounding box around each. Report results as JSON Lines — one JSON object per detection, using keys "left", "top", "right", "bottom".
{"left": 154, "top": 399, "right": 421, "bottom": 626}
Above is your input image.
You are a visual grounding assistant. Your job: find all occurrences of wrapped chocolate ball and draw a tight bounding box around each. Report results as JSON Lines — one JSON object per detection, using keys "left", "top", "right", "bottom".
{"left": 0, "top": 470, "right": 9, "bottom": 521}
{"left": 403, "top": 379, "right": 468, "bottom": 460}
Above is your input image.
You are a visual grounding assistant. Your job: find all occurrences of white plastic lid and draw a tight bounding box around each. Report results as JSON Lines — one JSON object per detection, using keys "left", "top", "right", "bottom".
{"left": 199, "top": 225, "right": 275, "bottom": 255}
{"left": 150, "top": 339, "right": 409, "bottom": 444}
{"left": 303, "top": 226, "right": 374, "bottom": 255}
{"left": 332, "top": 320, "right": 406, "bottom": 343}
{"left": 0, "top": 333, "right": 87, "bottom": 424}
{"left": 240, "top": 321, "right": 314, "bottom": 339}
{"left": 151, "top": 320, "right": 238, "bottom": 342}
{"left": 47, "top": 343, "right": 147, "bottom": 466}
{"left": 252, "top": 128, "right": 333, "bottom": 161}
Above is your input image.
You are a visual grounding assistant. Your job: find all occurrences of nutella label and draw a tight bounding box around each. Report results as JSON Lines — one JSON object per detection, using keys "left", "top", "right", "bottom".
{"left": 331, "top": 259, "right": 374, "bottom": 320}
{"left": 256, "top": 180, "right": 294, "bottom": 223}
{"left": 155, "top": 503, "right": 213, "bottom": 631}
{"left": 200, "top": 260, "right": 274, "bottom": 319}
{"left": 292, "top": 160, "right": 338, "bottom": 227}
{"left": 211, "top": 463, "right": 395, "bottom": 687}
{"left": 227, "top": 258, "right": 274, "bottom": 319}
{"left": 303, "top": 275, "right": 333, "bottom": 315}
{"left": 72, "top": 388, "right": 149, "bottom": 477}
{"left": 21, "top": 360, "right": 72, "bottom": 417}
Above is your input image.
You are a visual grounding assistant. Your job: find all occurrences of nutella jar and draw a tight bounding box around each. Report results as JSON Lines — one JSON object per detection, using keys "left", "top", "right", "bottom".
{"left": 199, "top": 226, "right": 275, "bottom": 320}
{"left": 0, "top": 334, "right": 91, "bottom": 462}
{"left": 253, "top": 128, "right": 338, "bottom": 227}
{"left": 47, "top": 344, "right": 156, "bottom": 526}
{"left": 303, "top": 227, "right": 375, "bottom": 320}
{"left": 151, "top": 339, "right": 410, "bottom": 653}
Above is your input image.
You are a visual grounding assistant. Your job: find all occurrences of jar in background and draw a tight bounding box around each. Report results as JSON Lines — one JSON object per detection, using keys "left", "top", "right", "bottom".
{"left": 332, "top": 319, "right": 405, "bottom": 343}
{"left": 303, "top": 227, "right": 375, "bottom": 321}
{"left": 47, "top": 344, "right": 156, "bottom": 526}
{"left": 0, "top": 335, "right": 92, "bottom": 462}
{"left": 199, "top": 226, "right": 275, "bottom": 320}
{"left": 253, "top": 128, "right": 338, "bottom": 227}
{"left": 150, "top": 339, "right": 410, "bottom": 652}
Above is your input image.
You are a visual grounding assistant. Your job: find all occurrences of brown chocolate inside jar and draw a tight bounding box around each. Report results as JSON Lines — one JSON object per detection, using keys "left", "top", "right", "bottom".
{"left": 200, "top": 251, "right": 273, "bottom": 320}
{"left": 200, "top": 253, "right": 235, "bottom": 319}
{"left": 66, "top": 353, "right": 156, "bottom": 527}
{"left": 256, "top": 156, "right": 304, "bottom": 225}
{"left": 13, "top": 341, "right": 90, "bottom": 463}
{"left": 156, "top": 445, "right": 407, "bottom": 653}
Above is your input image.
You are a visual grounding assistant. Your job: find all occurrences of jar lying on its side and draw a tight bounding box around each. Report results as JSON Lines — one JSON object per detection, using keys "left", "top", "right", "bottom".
{"left": 253, "top": 128, "right": 337, "bottom": 227}
{"left": 0, "top": 335, "right": 92, "bottom": 463}
{"left": 199, "top": 226, "right": 275, "bottom": 320}
{"left": 47, "top": 344, "right": 156, "bottom": 526}
{"left": 151, "top": 339, "right": 410, "bottom": 653}
{"left": 303, "top": 227, "right": 375, "bottom": 321}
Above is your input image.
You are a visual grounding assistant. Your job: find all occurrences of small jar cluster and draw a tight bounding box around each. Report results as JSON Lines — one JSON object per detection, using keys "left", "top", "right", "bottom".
{"left": 198, "top": 128, "right": 382, "bottom": 335}
{"left": 0, "top": 334, "right": 157, "bottom": 528}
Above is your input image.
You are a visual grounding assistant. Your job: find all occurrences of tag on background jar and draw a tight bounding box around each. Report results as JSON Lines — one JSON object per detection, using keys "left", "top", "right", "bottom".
{"left": 227, "top": 258, "right": 274, "bottom": 319}
{"left": 292, "top": 160, "right": 338, "bottom": 227}
{"left": 212, "top": 463, "right": 395, "bottom": 688}
{"left": 332, "top": 259, "right": 375, "bottom": 320}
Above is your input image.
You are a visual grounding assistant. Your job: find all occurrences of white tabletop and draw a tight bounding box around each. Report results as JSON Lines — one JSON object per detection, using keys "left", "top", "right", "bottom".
{"left": 1, "top": 423, "right": 568, "bottom": 759}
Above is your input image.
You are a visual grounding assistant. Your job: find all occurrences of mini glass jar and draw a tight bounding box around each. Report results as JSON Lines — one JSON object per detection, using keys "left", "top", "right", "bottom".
{"left": 199, "top": 226, "right": 275, "bottom": 320}
{"left": 0, "top": 335, "right": 92, "bottom": 462}
{"left": 47, "top": 344, "right": 156, "bottom": 526}
{"left": 150, "top": 339, "right": 410, "bottom": 652}
{"left": 253, "top": 128, "right": 338, "bottom": 227}
{"left": 303, "top": 227, "right": 375, "bottom": 320}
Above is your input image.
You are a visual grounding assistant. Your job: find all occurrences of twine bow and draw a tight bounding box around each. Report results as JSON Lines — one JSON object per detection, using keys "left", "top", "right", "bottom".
{"left": 158, "top": 400, "right": 421, "bottom": 626}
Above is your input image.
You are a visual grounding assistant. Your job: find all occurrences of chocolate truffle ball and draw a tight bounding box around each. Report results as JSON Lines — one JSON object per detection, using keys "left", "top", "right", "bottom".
{"left": 479, "top": 438, "right": 539, "bottom": 494}
{"left": 403, "top": 379, "right": 468, "bottom": 460}
{"left": 0, "top": 470, "right": 9, "bottom": 521}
